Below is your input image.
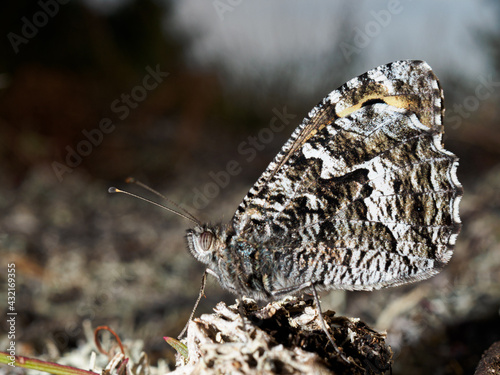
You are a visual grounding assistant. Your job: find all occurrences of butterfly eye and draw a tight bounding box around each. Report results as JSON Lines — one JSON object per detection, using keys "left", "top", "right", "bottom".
{"left": 199, "top": 231, "right": 214, "bottom": 252}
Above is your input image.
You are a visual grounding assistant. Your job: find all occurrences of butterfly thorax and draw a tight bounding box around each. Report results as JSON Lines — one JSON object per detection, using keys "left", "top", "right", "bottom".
{"left": 186, "top": 223, "right": 282, "bottom": 301}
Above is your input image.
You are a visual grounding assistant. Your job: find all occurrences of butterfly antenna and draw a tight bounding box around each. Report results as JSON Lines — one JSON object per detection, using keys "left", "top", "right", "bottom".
{"left": 125, "top": 177, "right": 201, "bottom": 225}
{"left": 108, "top": 186, "right": 201, "bottom": 226}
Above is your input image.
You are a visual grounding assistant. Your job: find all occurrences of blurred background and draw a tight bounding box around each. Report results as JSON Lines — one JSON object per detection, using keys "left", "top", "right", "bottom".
{"left": 1, "top": 1, "right": 500, "bottom": 373}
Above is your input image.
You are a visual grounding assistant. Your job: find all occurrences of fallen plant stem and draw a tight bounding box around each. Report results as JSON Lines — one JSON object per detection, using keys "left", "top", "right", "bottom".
{"left": 0, "top": 351, "right": 98, "bottom": 375}
{"left": 94, "top": 325, "right": 125, "bottom": 356}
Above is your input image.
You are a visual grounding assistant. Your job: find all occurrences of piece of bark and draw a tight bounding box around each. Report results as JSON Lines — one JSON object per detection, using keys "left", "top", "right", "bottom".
{"left": 170, "top": 296, "right": 392, "bottom": 374}
{"left": 475, "top": 341, "right": 500, "bottom": 375}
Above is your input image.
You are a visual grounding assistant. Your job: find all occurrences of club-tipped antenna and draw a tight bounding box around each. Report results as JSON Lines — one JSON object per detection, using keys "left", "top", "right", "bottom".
{"left": 108, "top": 186, "right": 201, "bottom": 226}
{"left": 124, "top": 177, "right": 201, "bottom": 224}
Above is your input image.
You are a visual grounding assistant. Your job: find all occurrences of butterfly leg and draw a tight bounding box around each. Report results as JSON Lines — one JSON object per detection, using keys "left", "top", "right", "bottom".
{"left": 270, "top": 282, "right": 351, "bottom": 363}
{"left": 236, "top": 295, "right": 250, "bottom": 341}
{"left": 178, "top": 270, "right": 207, "bottom": 339}
{"left": 310, "top": 284, "right": 352, "bottom": 364}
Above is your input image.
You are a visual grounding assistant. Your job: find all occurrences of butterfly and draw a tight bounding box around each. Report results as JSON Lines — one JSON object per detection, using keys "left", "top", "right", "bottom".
{"left": 186, "top": 60, "right": 461, "bottom": 300}
{"left": 111, "top": 60, "right": 462, "bottom": 360}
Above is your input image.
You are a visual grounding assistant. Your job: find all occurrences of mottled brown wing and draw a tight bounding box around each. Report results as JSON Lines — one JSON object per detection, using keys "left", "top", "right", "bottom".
{"left": 231, "top": 60, "right": 462, "bottom": 291}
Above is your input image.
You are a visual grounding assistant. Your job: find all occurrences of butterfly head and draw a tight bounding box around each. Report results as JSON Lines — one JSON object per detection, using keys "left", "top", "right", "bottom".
{"left": 186, "top": 224, "right": 228, "bottom": 268}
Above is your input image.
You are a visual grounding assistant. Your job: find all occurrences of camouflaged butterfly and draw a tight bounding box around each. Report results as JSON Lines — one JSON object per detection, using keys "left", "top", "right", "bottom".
{"left": 110, "top": 60, "right": 462, "bottom": 359}
{"left": 186, "top": 60, "right": 462, "bottom": 304}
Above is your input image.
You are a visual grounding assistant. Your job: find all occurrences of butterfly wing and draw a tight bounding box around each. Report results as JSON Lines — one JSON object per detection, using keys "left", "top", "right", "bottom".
{"left": 231, "top": 60, "right": 462, "bottom": 291}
